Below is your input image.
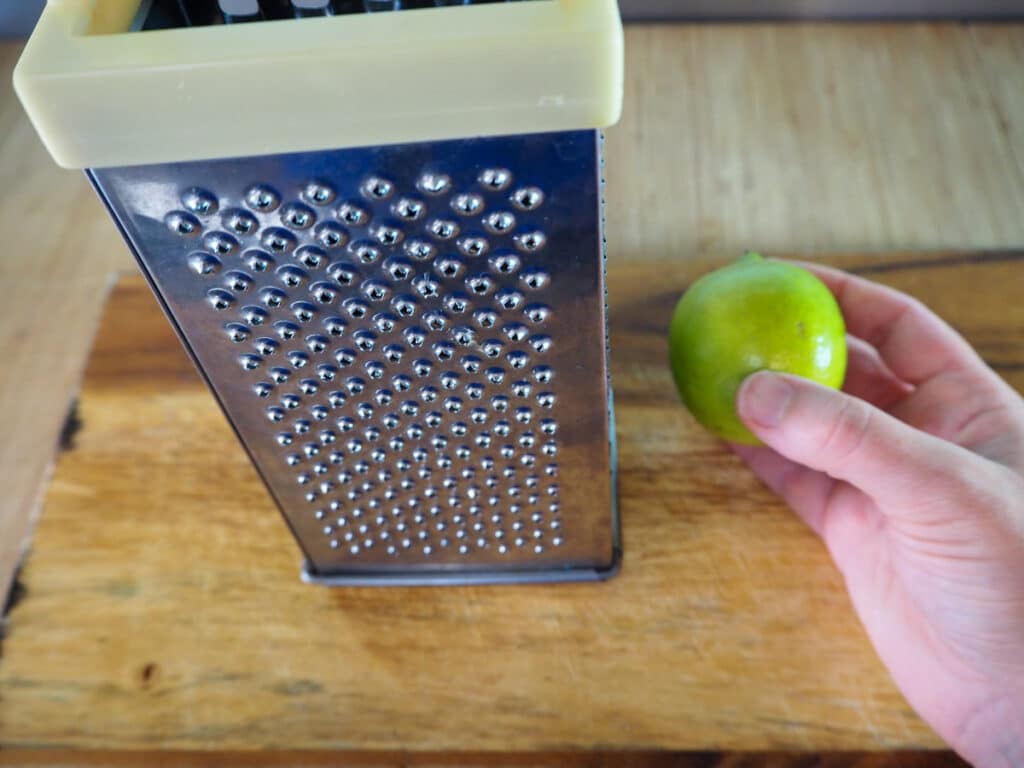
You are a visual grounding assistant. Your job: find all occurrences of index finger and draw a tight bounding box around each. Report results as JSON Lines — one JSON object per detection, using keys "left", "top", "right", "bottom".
{"left": 788, "top": 260, "right": 989, "bottom": 386}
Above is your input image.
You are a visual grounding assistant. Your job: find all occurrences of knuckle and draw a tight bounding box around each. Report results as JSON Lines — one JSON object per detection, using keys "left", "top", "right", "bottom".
{"left": 819, "top": 396, "right": 874, "bottom": 464}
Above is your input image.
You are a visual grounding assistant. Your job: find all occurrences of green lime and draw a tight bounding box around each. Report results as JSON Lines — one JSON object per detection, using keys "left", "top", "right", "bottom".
{"left": 668, "top": 253, "right": 847, "bottom": 445}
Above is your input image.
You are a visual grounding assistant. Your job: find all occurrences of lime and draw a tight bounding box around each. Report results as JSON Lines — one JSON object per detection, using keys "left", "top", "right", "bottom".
{"left": 668, "top": 253, "right": 847, "bottom": 444}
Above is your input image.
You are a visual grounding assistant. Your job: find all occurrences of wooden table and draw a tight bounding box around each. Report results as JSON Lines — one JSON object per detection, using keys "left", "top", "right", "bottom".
{"left": 2, "top": 251, "right": 1022, "bottom": 759}
{"left": 2, "top": 21, "right": 1024, "bottom": 764}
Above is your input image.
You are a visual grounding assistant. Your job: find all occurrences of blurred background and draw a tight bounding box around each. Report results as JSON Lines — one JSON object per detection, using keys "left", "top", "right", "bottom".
{"left": 2, "top": 0, "right": 1023, "bottom": 36}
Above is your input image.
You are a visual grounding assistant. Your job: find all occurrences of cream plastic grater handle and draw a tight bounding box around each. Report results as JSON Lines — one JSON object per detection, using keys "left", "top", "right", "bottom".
{"left": 13, "top": 0, "right": 624, "bottom": 169}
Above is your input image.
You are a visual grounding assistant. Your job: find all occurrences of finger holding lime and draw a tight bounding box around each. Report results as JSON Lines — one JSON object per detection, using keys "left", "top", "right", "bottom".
{"left": 668, "top": 253, "right": 848, "bottom": 445}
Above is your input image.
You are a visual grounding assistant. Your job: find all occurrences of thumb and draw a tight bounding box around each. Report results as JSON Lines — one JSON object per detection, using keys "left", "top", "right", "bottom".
{"left": 737, "top": 371, "right": 977, "bottom": 511}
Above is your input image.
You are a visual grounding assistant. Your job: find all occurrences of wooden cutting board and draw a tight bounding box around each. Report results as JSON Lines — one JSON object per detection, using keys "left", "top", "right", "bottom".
{"left": 2, "top": 252, "right": 1021, "bottom": 753}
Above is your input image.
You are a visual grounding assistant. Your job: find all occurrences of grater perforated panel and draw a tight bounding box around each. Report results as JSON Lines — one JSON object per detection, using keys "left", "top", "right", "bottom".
{"left": 88, "top": 130, "right": 617, "bottom": 584}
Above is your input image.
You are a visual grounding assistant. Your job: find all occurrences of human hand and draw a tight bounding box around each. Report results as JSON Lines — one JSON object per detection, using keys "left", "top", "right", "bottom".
{"left": 731, "top": 263, "right": 1024, "bottom": 767}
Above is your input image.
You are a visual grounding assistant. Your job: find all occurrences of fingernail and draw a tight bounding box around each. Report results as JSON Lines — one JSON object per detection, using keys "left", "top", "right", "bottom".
{"left": 739, "top": 372, "right": 794, "bottom": 429}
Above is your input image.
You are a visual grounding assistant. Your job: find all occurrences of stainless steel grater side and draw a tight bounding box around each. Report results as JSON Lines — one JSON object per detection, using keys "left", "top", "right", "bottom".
{"left": 15, "top": 0, "right": 624, "bottom": 585}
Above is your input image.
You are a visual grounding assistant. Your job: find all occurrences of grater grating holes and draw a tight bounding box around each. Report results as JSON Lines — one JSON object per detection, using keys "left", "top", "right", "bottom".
{"left": 189, "top": 252, "right": 221, "bottom": 276}
{"left": 224, "top": 208, "right": 259, "bottom": 236}
{"left": 245, "top": 184, "right": 281, "bottom": 212}
{"left": 166, "top": 210, "right": 201, "bottom": 237}
{"left": 262, "top": 227, "right": 297, "bottom": 253}
{"left": 315, "top": 221, "right": 349, "bottom": 249}
{"left": 166, "top": 167, "right": 561, "bottom": 561}
{"left": 302, "top": 181, "right": 336, "bottom": 207}
{"left": 204, "top": 231, "right": 239, "bottom": 255}
{"left": 182, "top": 187, "right": 219, "bottom": 216}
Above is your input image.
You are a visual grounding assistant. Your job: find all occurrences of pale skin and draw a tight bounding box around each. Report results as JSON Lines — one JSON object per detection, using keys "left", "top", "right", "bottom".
{"left": 730, "top": 263, "right": 1024, "bottom": 767}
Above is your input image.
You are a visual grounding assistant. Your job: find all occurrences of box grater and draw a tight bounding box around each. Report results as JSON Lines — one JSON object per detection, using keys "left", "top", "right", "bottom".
{"left": 14, "top": 0, "right": 623, "bottom": 585}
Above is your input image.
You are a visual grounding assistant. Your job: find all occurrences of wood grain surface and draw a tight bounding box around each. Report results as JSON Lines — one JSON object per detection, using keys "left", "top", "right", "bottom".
{"left": 4, "top": 22, "right": 1024, "bottom": 618}
{"left": 0, "top": 43, "right": 125, "bottom": 608}
{"left": 0, "top": 750, "right": 970, "bottom": 768}
{"left": 2, "top": 252, "right": 1021, "bottom": 753}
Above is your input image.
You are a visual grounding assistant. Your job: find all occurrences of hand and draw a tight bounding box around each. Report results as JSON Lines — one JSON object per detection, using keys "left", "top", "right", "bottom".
{"left": 731, "top": 263, "right": 1024, "bottom": 767}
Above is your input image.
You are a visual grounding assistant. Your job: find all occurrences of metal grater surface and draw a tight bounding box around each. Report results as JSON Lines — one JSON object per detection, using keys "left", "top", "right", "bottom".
{"left": 88, "top": 130, "right": 618, "bottom": 585}
{"left": 132, "top": 0, "right": 550, "bottom": 32}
